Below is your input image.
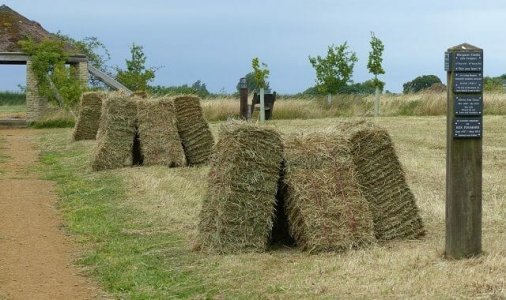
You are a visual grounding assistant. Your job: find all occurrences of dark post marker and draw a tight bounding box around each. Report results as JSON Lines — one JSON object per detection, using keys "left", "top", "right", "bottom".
{"left": 445, "top": 43, "right": 483, "bottom": 259}
{"left": 239, "top": 77, "right": 248, "bottom": 120}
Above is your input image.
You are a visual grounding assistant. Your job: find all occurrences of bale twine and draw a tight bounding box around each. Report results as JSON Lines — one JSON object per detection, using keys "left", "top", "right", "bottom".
{"left": 136, "top": 97, "right": 186, "bottom": 167}
{"left": 92, "top": 94, "right": 138, "bottom": 171}
{"left": 343, "top": 121, "right": 425, "bottom": 240}
{"left": 72, "top": 92, "right": 105, "bottom": 141}
{"left": 173, "top": 95, "right": 214, "bottom": 166}
{"left": 198, "top": 122, "right": 283, "bottom": 253}
{"left": 282, "top": 131, "right": 376, "bottom": 252}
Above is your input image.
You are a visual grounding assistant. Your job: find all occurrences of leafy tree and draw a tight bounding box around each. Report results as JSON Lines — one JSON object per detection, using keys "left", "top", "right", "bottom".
{"left": 19, "top": 37, "right": 84, "bottom": 111}
{"left": 309, "top": 42, "right": 358, "bottom": 95}
{"left": 56, "top": 33, "right": 111, "bottom": 87}
{"left": 251, "top": 57, "right": 270, "bottom": 90}
{"left": 367, "top": 32, "right": 385, "bottom": 89}
{"left": 403, "top": 75, "right": 442, "bottom": 93}
{"left": 115, "top": 43, "right": 156, "bottom": 91}
{"left": 236, "top": 71, "right": 270, "bottom": 92}
{"left": 367, "top": 32, "right": 385, "bottom": 116}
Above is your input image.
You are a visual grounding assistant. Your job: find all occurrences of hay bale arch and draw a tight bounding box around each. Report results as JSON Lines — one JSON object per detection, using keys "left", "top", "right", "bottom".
{"left": 72, "top": 92, "right": 105, "bottom": 141}
{"left": 173, "top": 95, "right": 214, "bottom": 166}
{"left": 136, "top": 97, "right": 186, "bottom": 167}
{"left": 343, "top": 121, "right": 425, "bottom": 240}
{"left": 281, "top": 130, "right": 376, "bottom": 252}
{"left": 92, "top": 94, "right": 138, "bottom": 171}
{"left": 198, "top": 122, "right": 284, "bottom": 253}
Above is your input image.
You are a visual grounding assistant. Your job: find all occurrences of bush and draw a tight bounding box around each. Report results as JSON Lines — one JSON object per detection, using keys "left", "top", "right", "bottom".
{"left": 403, "top": 75, "right": 442, "bottom": 94}
{"left": 0, "top": 92, "right": 25, "bottom": 105}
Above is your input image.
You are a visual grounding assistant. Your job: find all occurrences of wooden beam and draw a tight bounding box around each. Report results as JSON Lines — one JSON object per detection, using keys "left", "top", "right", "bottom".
{"left": 0, "top": 52, "right": 87, "bottom": 65}
{"left": 87, "top": 65, "right": 132, "bottom": 94}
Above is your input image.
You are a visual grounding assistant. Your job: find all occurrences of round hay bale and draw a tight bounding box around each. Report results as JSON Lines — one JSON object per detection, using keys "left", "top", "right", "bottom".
{"left": 72, "top": 92, "right": 105, "bottom": 141}
{"left": 172, "top": 95, "right": 214, "bottom": 166}
{"left": 282, "top": 131, "right": 376, "bottom": 252}
{"left": 198, "top": 122, "right": 283, "bottom": 253}
{"left": 136, "top": 97, "right": 186, "bottom": 167}
{"left": 92, "top": 94, "right": 138, "bottom": 171}
{"left": 342, "top": 121, "right": 425, "bottom": 240}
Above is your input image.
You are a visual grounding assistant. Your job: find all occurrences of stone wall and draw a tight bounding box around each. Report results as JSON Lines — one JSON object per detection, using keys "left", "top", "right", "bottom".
{"left": 71, "top": 61, "right": 88, "bottom": 86}
{"left": 25, "top": 60, "right": 48, "bottom": 122}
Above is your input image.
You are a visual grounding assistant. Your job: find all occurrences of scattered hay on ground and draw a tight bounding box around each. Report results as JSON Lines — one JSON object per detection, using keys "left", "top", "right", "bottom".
{"left": 173, "top": 95, "right": 214, "bottom": 166}
{"left": 197, "top": 122, "right": 283, "bottom": 253}
{"left": 282, "top": 130, "right": 376, "bottom": 252}
{"left": 92, "top": 94, "right": 138, "bottom": 171}
{"left": 72, "top": 92, "right": 105, "bottom": 141}
{"left": 342, "top": 121, "right": 425, "bottom": 240}
{"left": 136, "top": 97, "right": 186, "bottom": 167}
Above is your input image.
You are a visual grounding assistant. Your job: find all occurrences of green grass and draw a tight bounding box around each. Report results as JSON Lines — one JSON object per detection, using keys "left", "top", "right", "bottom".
{"left": 31, "top": 118, "right": 75, "bottom": 128}
{"left": 37, "top": 131, "right": 216, "bottom": 299}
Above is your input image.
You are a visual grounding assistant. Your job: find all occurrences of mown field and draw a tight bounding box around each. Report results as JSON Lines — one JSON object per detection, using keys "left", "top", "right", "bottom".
{"left": 34, "top": 115, "right": 506, "bottom": 299}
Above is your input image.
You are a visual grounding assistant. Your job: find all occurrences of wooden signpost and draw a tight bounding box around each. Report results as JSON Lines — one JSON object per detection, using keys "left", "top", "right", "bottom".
{"left": 239, "top": 77, "right": 248, "bottom": 120}
{"left": 445, "top": 43, "right": 483, "bottom": 259}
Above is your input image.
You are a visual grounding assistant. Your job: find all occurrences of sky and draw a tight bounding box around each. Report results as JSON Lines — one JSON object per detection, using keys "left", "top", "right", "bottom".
{"left": 2, "top": 0, "right": 506, "bottom": 94}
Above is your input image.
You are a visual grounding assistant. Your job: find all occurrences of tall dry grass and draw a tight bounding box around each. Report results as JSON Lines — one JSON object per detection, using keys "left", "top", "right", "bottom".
{"left": 111, "top": 116, "right": 506, "bottom": 298}
{"left": 201, "top": 92, "right": 506, "bottom": 122}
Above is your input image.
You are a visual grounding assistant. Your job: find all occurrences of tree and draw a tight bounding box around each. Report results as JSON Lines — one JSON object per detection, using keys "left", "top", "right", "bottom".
{"left": 367, "top": 32, "right": 385, "bottom": 89}
{"left": 309, "top": 42, "right": 358, "bottom": 96}
{"left": 236, "top": 71, "right": 270, "bottom": 92}
{"left": 19, "top": 37, "right": 83, "bottom": 111}
{"left": 251, "top": 57, "right": 270, "bottom": 90}
{"left": 403, "top": 75, "right": 442, "bottom": 93}
{"left": 367, "top": 32, "right": 385, "bottom": 116}
{"left": 56, "top": 33, "right": 112, "bottom": 87}
{"left": 115, "top": 43, "right": 156, "bottom": 91}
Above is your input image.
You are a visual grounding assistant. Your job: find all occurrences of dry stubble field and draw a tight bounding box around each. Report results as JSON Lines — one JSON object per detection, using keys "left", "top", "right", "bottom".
{"left": 38, "top": 115, "right": 506, "bottom": 299}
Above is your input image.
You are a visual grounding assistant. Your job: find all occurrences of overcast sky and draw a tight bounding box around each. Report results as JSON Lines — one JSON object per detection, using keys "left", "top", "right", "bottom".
{"left": 2, "top": 0, "right": 506, "bottom": 94}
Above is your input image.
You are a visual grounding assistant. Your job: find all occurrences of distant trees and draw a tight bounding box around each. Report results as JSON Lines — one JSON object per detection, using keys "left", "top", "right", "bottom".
{"left": 309, "top": 42, "right": 358, "bottom": 96}
{"left": 483, "top": 74, "right": 506, "bottom": 92}
{"left": 149, "top": 80, "right": 210, "bottom": 98}
{"left": 115, "top": 43, "right": 157, "bottom": 92}
{"left": 402, "top": 75, "right": 442, "bottom": 94}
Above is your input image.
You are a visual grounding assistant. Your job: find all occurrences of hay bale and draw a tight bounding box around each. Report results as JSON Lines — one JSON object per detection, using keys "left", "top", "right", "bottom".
{"left": 136, "top": 97, "right": 186, "bottom": 167}
{"left": 72, "top": 92, "right": 105, "bottom": 140}
{"left": 198, "top": 122, "right": 283, "bottom": 253}
{"left": 282, "top": 131, "right": 376, "bottom": 252}
{"left": 343, "top": 122, "right": 425, "bottom": 240}
{"left": 173, "top": 95, "right": 214, "bottom": 166}
{"left": 92, "top": 94, "right": 138, "bottom": 171}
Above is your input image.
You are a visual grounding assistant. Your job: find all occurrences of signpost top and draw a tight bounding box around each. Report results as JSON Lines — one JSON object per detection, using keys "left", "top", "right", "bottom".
{"left": 448, "top": 43, "right": 482, "bottom": 52}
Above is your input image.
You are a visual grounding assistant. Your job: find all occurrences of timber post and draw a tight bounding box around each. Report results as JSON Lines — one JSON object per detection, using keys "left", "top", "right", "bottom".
{"left": 445, "top": 43, "right": 483, "bottom": 259}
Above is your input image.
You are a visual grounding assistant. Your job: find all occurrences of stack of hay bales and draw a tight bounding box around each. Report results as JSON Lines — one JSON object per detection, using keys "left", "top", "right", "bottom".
{"left": 136, "top": 97, "right": 186, "bottom": 167}
{"left": 282, "top": 131, "right": 376, "bottom": 252}
{"left": 198, "top": 122, "right": 283, "bottom": 253}
{"left": 173, "top": 95, "right": 214, "bottom": 166}
{"left": 343, "top": 122, "right": 425, "bottom": 240}
{"left": 92, "top": 94, "right": 138, "bottom": 171}
{"left": 72, "top": 92, "right": 105, "bottom": 141}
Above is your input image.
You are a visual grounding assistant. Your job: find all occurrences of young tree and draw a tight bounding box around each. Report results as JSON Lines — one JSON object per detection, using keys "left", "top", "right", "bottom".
{"left": 251, "top": 57, "right": 270, "bottom": 90}
{"left": 115, "top": 43, "right": 156, "bottom": 91}
{"left": 367, "top": 32, "right": 385, "bottom": 116}
{"left": 309, "top": 42, "right": 358, "bottom": 102}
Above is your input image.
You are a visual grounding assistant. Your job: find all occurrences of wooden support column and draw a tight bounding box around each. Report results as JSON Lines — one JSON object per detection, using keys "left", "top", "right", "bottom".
{"left": 445, "top": 43, "right": 483, "bottom": 259}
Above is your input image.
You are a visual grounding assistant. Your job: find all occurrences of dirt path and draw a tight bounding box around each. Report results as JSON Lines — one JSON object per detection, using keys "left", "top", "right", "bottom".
{"left": 0, "top": 129, "right": 101, "bottom": 300}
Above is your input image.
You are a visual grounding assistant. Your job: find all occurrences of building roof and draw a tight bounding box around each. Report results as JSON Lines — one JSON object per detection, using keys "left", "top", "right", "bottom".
{"left": 0, "top": 4, "right": 52, "bottom": 52}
